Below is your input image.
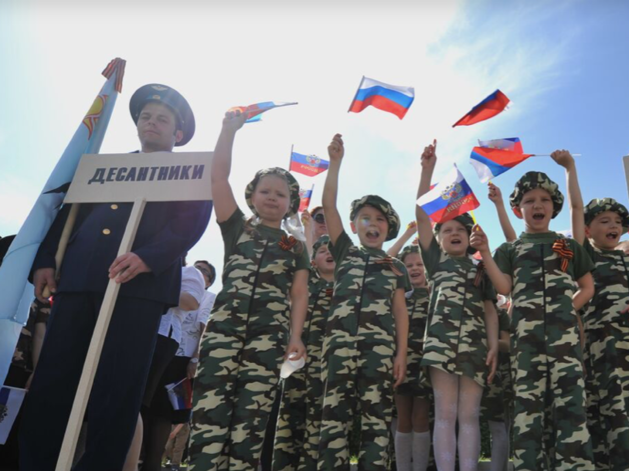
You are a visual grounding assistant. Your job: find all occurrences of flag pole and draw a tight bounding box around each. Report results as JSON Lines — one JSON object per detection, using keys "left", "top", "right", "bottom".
{"left": 289, "top": 144, "right": 294, "bottom": 170}
{"left": 348, "top": 76, "right": 364, "bottom": 113}
{"left": 531, "top": 153, "right": 581, "bottom": 157}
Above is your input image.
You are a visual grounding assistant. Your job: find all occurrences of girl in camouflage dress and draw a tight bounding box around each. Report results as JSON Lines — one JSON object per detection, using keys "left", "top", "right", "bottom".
{"left": 416, "top": 141, "right": 499, "bottom": 471}
{"left": 189, "top": 110, "right": 310, "bottom": 471}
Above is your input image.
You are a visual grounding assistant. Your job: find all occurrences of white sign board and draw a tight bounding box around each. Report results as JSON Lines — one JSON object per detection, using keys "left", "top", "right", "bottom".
{"left": 64, "top": 151, "right": 213, "bottom": 203}
{"left": 0, "top": 386, "right": 26, "bottom": 444}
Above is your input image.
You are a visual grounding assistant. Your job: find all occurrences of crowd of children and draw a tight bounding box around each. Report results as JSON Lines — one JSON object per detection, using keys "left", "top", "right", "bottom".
{"left": 179, "top": 107, "right": 629, "bottom": 471}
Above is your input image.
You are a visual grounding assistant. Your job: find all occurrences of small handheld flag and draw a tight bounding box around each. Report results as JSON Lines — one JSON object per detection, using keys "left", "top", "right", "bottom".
{"left": 453, "top": 90, "right": 510, "bottom": 127}
{"left": 165, "top": 378, "right": 193, "bottom": 411}
{"left": 299, "top": 185, "right": 314, "bottom": 212}
{"left": 417, "top": 165, "right": 480, "bottom": 223}
{"left": 349, "top": 76, "right": 414, "bottom": 120}
{"left": 229, "top": 101, "right": 297, "bottom": 123}
{"left": 478, "top": 137, "right": 523, "bottom": 153}
{"left": 470, "top": 140, "right": 532, "bottom": 183}
{"left": 290, "top": 152, "right": 329, "bottom": 177}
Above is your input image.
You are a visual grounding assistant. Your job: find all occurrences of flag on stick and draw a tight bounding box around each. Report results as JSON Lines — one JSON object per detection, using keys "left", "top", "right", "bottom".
{"left": 165, "top": 378, "right": 193, "bottom": 410}
{"left": 470, "top": 139, "right": 532, "bottom": 183}
{"left": 452, "top": 90, "right": 510, "bottom": 127}
{"left": 229, "top": 101, "right": 297, "bottom": 123}
{"left": 299, "top": 185, "right": 315, "bottom": 212}
{"left": 417, "top": 165, "right": 480, "bottom": 223}
{"left": 289, "top": 152, "right": 329, "bottom": 177}
{"left": 0, "top": 58, "right": 125, "bottom": 386}
{"left": 349, "top": 76, "right": 414, "bottom": 119}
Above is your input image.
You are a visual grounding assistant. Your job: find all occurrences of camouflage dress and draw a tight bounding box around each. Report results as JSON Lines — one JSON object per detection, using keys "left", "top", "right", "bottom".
{"left": 481, "top": 308, "right": 512, "bottom": 423}
{"left": 272, "top": 274, "right": 333, "bottom": 471}
{"left": 190, "top": 208, "right": 310, "bottom": 471}
{"left": 317, "top": 231, "right": 410, "bottom": 471}
{"left": 420, "top": 238, "right": 496, "bottom": 387}
{"left": 397, "top": 286, "right": 431, "bottom": 398}
{"left": 582, "top": 239, "right": 629, "bottom": 471}
{"left": 494, "top": 232, "right": 595, "bottom": 471}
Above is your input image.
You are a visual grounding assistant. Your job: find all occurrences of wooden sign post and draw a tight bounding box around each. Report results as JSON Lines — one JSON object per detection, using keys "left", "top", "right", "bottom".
{"left": 54, "top": 151, "right": 213, "bottom": 471}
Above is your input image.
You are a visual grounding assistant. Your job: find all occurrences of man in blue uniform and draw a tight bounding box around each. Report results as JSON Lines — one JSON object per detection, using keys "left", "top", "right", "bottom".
{"left": 19, "top": 84, "right": 213, "bottom": 471}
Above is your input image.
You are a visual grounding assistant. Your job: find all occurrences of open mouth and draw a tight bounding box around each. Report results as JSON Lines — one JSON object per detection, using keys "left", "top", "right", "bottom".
{"left": 607, "top": 231, "right": 619, "bottom": 240}
{"left": 366, "top": 229, "right": 380, "bottom": 241}
{"left": 533, "top": 213, "right": 545, "bottom": 221}
{"left": 326, "top": 256, "right": 334, "bottom": 263}
{"left": 410, "top": 272, "right": 422, "bottom": 279}
{"left": 451, "top": 238, "right": 462, "bottom": 245}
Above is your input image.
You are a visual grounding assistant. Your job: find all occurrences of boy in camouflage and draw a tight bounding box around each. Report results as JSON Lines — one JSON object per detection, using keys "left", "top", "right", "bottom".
{"left": 471, "top": 150, "right": 595, "bottom": 471}
{"left": 272, "top": 235, "right": 335, "bottom": 471}
{"left": 391, "top": 243, "right": 433, "bottom": 471}
{"left": 416, "top": 140, "right": 499, "bottom": 471}
{"left": 572, "top": 195, "right": 629, "bottom": 471}
{"left": 317, "top": 133, "right": 410, "bottom": 471}
{"left": 189, "top": 110, "right": 310, "bottom": 471}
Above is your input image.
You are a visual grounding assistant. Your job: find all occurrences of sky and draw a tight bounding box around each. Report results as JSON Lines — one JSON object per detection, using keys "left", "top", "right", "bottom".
{"left": 2, "top": 0, "right": 629, "bottom": 293}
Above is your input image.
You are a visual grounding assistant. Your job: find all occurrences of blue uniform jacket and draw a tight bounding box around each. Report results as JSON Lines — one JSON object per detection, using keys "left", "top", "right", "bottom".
{"left": 31, "top": 199, "right": 212, "bottom": 308}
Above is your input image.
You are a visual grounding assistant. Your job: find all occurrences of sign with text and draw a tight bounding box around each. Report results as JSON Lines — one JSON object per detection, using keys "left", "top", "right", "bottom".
{"left": 64, "top": 151, "right": 213, "bottom": 203}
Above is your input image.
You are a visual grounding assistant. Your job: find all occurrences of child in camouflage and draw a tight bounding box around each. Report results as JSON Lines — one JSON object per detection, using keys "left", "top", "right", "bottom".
{"left": 272, "top": 235, "right": 335, "bottom": 471}
{"left": 391, "top": 242, "right": 433, "bottom": 471}
{"left": 317, "top": 133, "right": 410, "bottom": 471}
{"left": 568, "top": 162, "right": 629, "bottom": 471}
{"left": 189, "top": 109, "right": 310, "bottom": 471}
{"left": 472, "top": 150, "right": 596, "bottom": 471}
{"left": 415, "top": 140, "right": 499, "bottom": 471}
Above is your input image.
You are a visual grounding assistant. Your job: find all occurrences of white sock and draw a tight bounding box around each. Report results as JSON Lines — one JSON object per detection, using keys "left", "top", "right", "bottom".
{"left": 412, "top": 431, "right": 430, "bottom": 471}
{"left": 395, "top": 431, "right": 412, "bottom": 471}
{"left": 488, "top": 420, "right": 509, "bottom": 471}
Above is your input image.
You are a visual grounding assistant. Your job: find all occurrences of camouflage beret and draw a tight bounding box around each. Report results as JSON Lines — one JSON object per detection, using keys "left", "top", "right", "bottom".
{"left": 311, "top": 235, "right": 331, "bottom": 261}
{"left": 509, "top": 171, "right": 564, "bottom": 219}
{"left": 349, "top": 195, "right": 400, "bottom": 241}
{"left": 433, "top": 213, "right": 477, "bottom": 254}
{"left": 245, "top": 167, "right": 301, "bottom": 217}
{"left": 399, "top": 244, "right": 420, "bottom": 262}
{"left": 584, "top": 198, "right": 629, "bottom": 229}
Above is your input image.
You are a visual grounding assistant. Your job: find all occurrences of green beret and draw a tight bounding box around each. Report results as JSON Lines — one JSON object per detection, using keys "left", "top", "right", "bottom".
{"left": 245, "top": 167, "right": 301, "bottom": 218}
{"left": 312, "top": 235, "right": 331, "bottom": 261}
{"left": 433, "top": 213, "right": 477, "bottom": 254}
{"left": 584, "top": 198, "right": 629, "bottom": 229}
{"left": 399, "top": 244, "right": 420, "bottom": 262}
{"left": 349, "top": 195, "right": 400, "bottom": 241}
{"left": 509, "top": 171, "right": 564, "bottom": 219}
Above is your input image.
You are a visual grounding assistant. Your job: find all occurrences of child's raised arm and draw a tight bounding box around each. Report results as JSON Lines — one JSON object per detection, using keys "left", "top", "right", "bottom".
{"left": 551, "top": 150, "right": 585, "bottom": 244}
{"left": 322, "top": 133, "right": 345, "bottom": 246}
{"left": 386, "top": 221, "right": 417, "bottom": 257}
{"left": 469, "top": 225, "right": 513, "bottom": 295}
{"left": 415, "top": 140, "right": 437, "bottom": 251}
{"left": 488, "top": 182, "right": 517, "bottom": 243}
{"left": 211, "top": 110, "right": 247, "bottom": 222}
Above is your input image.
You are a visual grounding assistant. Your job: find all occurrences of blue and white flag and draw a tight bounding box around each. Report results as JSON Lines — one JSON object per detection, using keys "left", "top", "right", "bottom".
{"left": 0, "top": 58, "right": 126, "bottom": 386}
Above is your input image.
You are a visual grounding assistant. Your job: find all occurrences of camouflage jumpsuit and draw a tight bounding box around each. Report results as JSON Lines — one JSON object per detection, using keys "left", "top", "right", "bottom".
{"left": 494, "top": 232, "right": 595, "bottom": 471}
{"left": 582, "top": 239, "right": 629, "bottom": 471}
{"left": 190, "top": 208, "right": 310, "bottom": 471}
{"left": 397, "top": 286, "right": 431, "bottom": 399}
{"left": 317, "top": 231, "right": 410, "bottom": 471}
{"left": 420, "top": 238, "right": 496, "bottom": 388}
{"left": 272, "top": 274, "right": 333, "bottom": 471}
{"left": 481, "top": 308, "right": 513, "bottom": 424}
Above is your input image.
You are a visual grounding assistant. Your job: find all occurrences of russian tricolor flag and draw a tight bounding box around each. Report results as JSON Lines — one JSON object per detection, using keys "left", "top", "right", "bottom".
{"left": 417, "top": 165, "right": 480, "bottom": 224}
{"left": 229, "top": 101, "right": 298, "bottom": 123}
{"left": 299, "top": 184, "right": 314, "bottom": 212}
{"left": 452, "top": 90, "right": 510, "bottom": 127}
{"left": 349, "top": 76, "right": 414, "bottom": 119}
{"left": 289, "top": 152, "right": 329, "bottom": 177}
{"left": 166, "top": 378, "right": 193, "bottom": 411}
{"left": 470, "top": 139, "right": 532, "bottom": 183}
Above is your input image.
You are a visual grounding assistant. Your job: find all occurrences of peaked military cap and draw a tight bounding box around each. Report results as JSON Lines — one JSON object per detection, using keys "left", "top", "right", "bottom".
{"left": 130, "top": 83, "right": 195, "bottom": 146}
